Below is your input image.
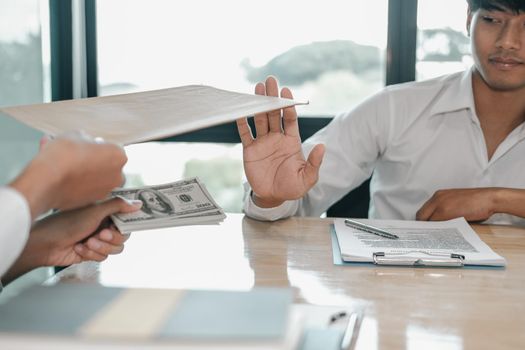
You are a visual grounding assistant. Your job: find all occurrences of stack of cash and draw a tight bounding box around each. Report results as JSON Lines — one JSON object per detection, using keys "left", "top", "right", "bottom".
{"left": 110, "top": 177, "right": 226, "bottom": 232}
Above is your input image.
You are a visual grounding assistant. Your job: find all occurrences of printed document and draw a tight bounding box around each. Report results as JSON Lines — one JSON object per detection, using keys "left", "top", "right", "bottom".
{"left": 334, "top": 217, "right": 506, "bottom": 266}
{"left": 0, "top": 85, "right": 307, "bottom": 145}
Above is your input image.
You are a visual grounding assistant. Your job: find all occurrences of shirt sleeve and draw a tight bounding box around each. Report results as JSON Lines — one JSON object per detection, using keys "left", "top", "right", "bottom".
{"left": 242, "top": 183, "right": 299, "bottom": 221}
{"left": 0, "top": 186, "right": 31, "bottom": 278}
{"left": 242, "top": 90, "right": 392, "bottom": 221}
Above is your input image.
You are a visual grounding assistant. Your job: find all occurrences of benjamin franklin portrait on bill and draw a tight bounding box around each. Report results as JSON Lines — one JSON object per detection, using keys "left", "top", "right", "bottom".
{"left": 136, "top": 188, "right": 175, "bottom": 217}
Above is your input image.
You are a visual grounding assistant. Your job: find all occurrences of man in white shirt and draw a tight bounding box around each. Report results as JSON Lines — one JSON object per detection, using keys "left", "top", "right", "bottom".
{"left": 0, "top": 132, "right": 141, "bottom": 286}
{"left": 237, "top": 0, "right": 525, "bottom": 224}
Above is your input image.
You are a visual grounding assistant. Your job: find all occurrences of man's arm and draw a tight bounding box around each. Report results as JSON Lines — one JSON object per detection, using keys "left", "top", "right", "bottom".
{"left": 240, "top": 79, "right": 393, "bottom": 221}
{"left": 1, "top": 132, "right": 128, "bottom": 283}
{"left": 416, "top": 188, "right": 525, "bottom": 221}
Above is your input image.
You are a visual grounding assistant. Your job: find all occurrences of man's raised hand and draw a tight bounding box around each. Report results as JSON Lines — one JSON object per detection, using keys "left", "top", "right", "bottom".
{"left": 236, "top": 77, "right": 325, "bottom": 208}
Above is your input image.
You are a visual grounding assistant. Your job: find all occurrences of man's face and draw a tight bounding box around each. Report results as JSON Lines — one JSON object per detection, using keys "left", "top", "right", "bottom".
{"left": 468, "top": 7, "right": 525, "bottom": 91}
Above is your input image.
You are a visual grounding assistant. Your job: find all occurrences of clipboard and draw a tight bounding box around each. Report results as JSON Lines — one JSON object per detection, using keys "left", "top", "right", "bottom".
{"left": 330, "top": 223, "right": 506, "bottom": 269}
{"left": 372, "top": 251, "right": 465, "bottom": 267}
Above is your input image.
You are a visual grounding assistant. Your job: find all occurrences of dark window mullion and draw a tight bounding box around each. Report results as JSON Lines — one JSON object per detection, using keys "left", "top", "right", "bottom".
{"left": 160, "top": 118, "right": 333, "bottom": 144}
{"left": 85, "top": 0, "right": 98, "bottom": 97}
{"left": 386, "top": 0, "right": 418, "bottom": 85}
{"left": 49, "top": 0, "right": 73, "bottom": 101}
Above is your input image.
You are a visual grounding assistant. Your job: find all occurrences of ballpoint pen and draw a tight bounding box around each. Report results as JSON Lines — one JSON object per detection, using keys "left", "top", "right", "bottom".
{"left": 344, "top": 218, "right": 399, "bottom": 239}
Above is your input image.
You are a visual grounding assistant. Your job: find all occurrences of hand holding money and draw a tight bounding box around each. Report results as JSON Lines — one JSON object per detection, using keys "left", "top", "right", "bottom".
{"left": 110, "top": 177, "right": 226, "bottom": 232}
{"left": 10, "top": 132, "right": 126, "bottom": 220}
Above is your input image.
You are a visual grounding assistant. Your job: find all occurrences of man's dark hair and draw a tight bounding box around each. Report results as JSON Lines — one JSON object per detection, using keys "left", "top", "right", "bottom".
{"left": 467, "top": 0, "right": 525, "bottom": 13}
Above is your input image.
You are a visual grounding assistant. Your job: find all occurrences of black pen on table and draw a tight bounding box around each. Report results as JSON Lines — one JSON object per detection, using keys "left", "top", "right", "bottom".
{"left": 344, "top": 219, "right": 399, "bottom": 240}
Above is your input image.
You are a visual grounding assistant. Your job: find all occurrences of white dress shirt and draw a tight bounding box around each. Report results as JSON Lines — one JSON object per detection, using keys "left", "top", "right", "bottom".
{"left": 244, "top": 69, "right": 525, "bottom": 225}
{"left": 0, "top": 186, "right": 31, "bottom": 278}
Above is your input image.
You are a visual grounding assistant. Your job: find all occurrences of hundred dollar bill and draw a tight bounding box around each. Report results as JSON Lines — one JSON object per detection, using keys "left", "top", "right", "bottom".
{"left": 110, "top": 177, "right": 225, "bottom": 232}
{"left": 114, "top": 211, "right": 226, "bottom": 232}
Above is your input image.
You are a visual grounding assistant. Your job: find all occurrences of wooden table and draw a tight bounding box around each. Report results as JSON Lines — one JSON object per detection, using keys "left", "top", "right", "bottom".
{"left": 50, "top": 213, "right": 525, "bottom": 350}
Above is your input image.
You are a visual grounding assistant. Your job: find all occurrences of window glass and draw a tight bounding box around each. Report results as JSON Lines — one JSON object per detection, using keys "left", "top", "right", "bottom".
{"left": 0, "top": 0, "right": 48, "bottom": 185}
{"left": 123, "top": 142, "right": 244, "bottom": 213}
{"left": 96, "top": 0, "right": 388, "bottom": 116}
{"left": 417, "top": 0, "right": 472, "bottom": 81}
{"left": 97, "top": 1, "right": 389, "bottom": 211}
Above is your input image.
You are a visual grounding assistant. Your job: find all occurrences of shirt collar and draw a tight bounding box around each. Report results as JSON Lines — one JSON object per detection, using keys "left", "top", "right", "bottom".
{"left": 428, "top": 68, "right": 476, "bottom": 118}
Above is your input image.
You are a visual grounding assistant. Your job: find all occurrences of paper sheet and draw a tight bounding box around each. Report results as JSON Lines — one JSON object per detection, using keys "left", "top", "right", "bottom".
{"left": 334, "top": 217, "right": 506, "bottom": 266}
{"left": 0, "top": 85, "right": 307, "bottom": 145}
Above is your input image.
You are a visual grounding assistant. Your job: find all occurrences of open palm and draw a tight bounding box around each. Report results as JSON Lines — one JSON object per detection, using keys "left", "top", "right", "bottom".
{"left": 237, "top": 77, "right": 325, "bottom": 207}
